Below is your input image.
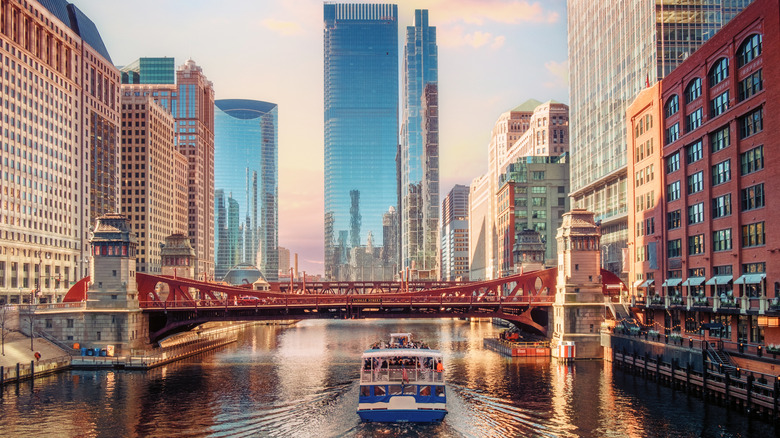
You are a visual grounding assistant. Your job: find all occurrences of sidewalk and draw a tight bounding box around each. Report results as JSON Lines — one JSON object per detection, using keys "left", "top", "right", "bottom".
{"left": 0, "top": 330, "right": 68, "bottom": 368}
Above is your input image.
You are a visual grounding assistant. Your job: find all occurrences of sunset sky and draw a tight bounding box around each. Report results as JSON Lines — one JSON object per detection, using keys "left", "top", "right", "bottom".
{"left": 77, "top": 0, "right": 569, "bottom": 275}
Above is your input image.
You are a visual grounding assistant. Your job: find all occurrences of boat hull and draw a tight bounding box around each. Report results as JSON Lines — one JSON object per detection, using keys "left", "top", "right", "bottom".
{"left": 357, "top": 408, "right": 447, "bottom": 423}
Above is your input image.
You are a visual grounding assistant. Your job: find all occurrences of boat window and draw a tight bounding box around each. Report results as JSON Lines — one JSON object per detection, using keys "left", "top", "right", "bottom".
{"left": 389, "top": 385, "right": 403, "bottom": 395}
{"left": 373, "top": 385, "right": 386, "bottom": 396}
{"left": 403, "top": 385, "right": 416, "bottom": 395}
{"left": 419, "top": 385, "right": 431, "bottom": 396}
{"left": 360, "top": 386, "right": 370, "bottom": 397}
{"left": 435, "top": 386, "right": 446, "bottom": 397}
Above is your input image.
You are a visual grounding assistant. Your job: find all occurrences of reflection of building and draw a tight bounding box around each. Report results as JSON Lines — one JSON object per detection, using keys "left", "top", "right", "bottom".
{"left": 0, "top": 1, "right": 119, "bottom": 304}
{"left": 119, "top": 58, "right": 215, "bottom": 278}
{"left": 120, "top": 93, "right": 187, "bottom": 273}
{"left": 567, "top": 0, "right": 753, "bottom": 279}
{"left": 401, "top": 9, "right": 439, "bottom": 280}
{"left": 323, "top": 4, "right": 399, "bottom": 280}
{"left": 496, "top": 155, "right": 570, "bottom": 276}
{"left": 214, "top": 99, "right": 278, "bottom": 281}
{"left": 628, "top": 0, "right": 778, "bottom": 347}
{"left": 470, "top": 100, "right": 569, "bottom": 280}
{"left": 441, "top": 185, "right": 469, "bottom": 281}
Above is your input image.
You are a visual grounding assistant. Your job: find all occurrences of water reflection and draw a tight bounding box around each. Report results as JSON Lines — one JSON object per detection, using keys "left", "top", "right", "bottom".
{"left": 0, "top": 319, "right": 777, "bottom": 437}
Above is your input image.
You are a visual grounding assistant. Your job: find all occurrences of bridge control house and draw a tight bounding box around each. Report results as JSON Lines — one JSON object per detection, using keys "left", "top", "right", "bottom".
{"left": 626, "top": 0, "right": 780, "bottom": 367}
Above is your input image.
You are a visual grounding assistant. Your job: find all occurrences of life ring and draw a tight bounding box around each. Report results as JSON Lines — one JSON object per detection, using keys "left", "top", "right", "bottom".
{"left": 34, "top": 351, "right": 41, "bottom": 361}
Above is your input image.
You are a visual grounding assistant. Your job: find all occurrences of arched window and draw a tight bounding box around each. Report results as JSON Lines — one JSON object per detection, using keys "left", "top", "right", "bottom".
{"left": 709, "top": 57, "right": 729, "bottom": 86}
{"left": 738, "top": 33, "right": 762, "bottom": 67}
{"left": 665, "top": 94, "right": 679, "bottom": 118}
{"left": 685, "top": 78, "right": 701, "bottom": 103}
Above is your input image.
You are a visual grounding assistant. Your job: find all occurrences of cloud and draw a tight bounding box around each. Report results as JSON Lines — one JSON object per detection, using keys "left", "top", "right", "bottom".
{"left": 261, "top": 18, "right": 303, "bottom": 36}
{"left": 426, "top": 0, "right": 560, "bottom": 25}
{"left": 542, "top": 60, "right": 568, "bottom": 88}
{"left": 439, "top": 26, "right": 506, "bottom": 49}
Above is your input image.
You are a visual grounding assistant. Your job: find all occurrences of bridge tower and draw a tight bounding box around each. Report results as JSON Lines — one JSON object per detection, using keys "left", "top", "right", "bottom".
{"left": 85, "top": 213, "right": 148, "bottom": 353}
{"left": 551, "top": 209, "right": 606, "bottom": 359}
{"left": 160, "top": 233, "right": 196, "bottom": 300}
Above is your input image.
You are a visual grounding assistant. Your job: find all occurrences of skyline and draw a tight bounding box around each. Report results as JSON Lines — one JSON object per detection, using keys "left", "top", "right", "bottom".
{"left": 77, "top": 0, "right": 569, "bottom": 275}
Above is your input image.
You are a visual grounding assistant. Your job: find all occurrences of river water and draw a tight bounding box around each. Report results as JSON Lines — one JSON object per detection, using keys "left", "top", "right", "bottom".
{"left": 0, "top": 319, "right": 776, "bottom": 437}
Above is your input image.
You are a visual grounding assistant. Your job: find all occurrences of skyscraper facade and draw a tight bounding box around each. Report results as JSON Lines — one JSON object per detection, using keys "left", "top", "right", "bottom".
{"left": 120, "top": 57, "right": 175, "bottom": 85}
{"left": 0, "top": 0, "right": 119, "bottom": 304}
{"left": 323, "top": 3, "right": 399, "bottom": 281}
{"left": 440, "top": 184, "right": 469, "bottom": 281}
{"left": 401, "top": 9, "right": 439, "bottom": 280}
{"left": 567, "top": 0, "right": 754, "bottom": 277}
{"left": 214, "top": 99, "right": 278, "bottom": 282}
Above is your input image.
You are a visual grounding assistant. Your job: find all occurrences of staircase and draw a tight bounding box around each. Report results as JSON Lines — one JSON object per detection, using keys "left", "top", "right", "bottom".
{"left": 705, "top": 342, "right": 737, "bottom": 373}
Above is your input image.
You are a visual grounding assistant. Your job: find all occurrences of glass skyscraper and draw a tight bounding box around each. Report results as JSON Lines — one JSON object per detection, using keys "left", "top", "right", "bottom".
{"left": 567, "top": 0, "right": 753, "bottom": 276}
{"left": 214, "top": 99, "right": 278, "bottom": 282}
{"left": 323, "top": 3, "right": 399, "bottom": 281}
{"left": 120, "top": 57, "right": 175, "bottom": 84}
{"left": 401, "top": 9, "right": 439, "bottom": 280}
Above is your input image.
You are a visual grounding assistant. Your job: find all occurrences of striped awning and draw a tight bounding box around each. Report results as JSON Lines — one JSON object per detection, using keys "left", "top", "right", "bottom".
{"left": 705, "top": 275, "right": 733, "bottom": 286}
{"left": 734, "top": 273, "right": 766, "bottom": 285}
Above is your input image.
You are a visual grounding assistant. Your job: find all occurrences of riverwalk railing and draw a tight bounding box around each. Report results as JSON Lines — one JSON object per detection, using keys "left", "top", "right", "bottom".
{"left": 0, "top": 355, "right": 71, "bottom": 385}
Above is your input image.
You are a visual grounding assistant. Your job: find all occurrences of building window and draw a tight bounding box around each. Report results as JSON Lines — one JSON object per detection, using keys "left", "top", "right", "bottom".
{"left": 739, "top": 107, "right": 763, "bottom": 139}
{"left": 687, "top": 172, "right": 703, "bottom": 194}
{"left": 685, "top": 78, "right": 702, "bottom": 103}
{"left": 710, "top": 91, "right": 729, "bottom": 117}
{"left": 743, "top": 262, "right": 765, "bottom": 273}
{"left": 738, "top": 69, "right": 763, "bottom": 101}
{"left": 740, "top": 145, "right": 763, "bottom": 175}
{"left": 740, "top": 184, "right": 764, "bottom": 211}
{"left": 665, "top": 95, "right": 679, "bottom": 117}
{"left": 646, "top": 217, "right": 655, "bottom": 235}
{"left": 688, "top": 234, "right": 705, "bottom": 255}
{"left": 686, "top": 139, "right": 703, "bottom": 163}
{"left": 667, "top": 210, "right": 681, "bottom": 230}
{"left": 737, "top": 33, "right": 762, "bottom": 67}
{"left": 712, "top": 194, "right": 731, "bottom": 219}
{"left": 711, "top": 160, "right": 731, "bottom": 186}
{"left": 666, "top": 152, "right": 680, "bottom": 174}
{"left": 667, "top": 239, "right": 682, "bottom": 258}
{"left": 686, "top": 108, "right": 703, "bottom": 132}
{"left": 532, "top": 171, "right": 545, "bottom": 180}
{"left": 710, "top": 126, "right": 729, "bottom": 153}
{"left": 665, "top": 123, "right": 680, "bottom": 145}
{"left": 742, "top": 222, "right": 765, "bottom": 247}
{"left": 688, "top": 203, "right": 704, "bottom": 225}
{"left": 667, "top": 180, "right": 681, "bottom": 201}
{"left": 709, "top": 57, "right": 729, "bottom": 87}
{"left": 713, "top": 229, "right": 732, "bottom": 252}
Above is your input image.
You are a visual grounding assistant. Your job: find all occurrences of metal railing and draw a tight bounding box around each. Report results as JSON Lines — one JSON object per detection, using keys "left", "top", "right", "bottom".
{"left": 361, "top": 367, "right": 445, "bottom": 384}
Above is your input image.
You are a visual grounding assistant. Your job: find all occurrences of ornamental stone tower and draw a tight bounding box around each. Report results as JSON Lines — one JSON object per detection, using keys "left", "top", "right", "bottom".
{"left": 551, "top": 209, "right": 606, "bottom": 359}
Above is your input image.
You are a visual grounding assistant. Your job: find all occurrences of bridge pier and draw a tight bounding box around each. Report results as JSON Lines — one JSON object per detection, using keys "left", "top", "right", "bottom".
{"left": 551, "top": 209, "right": 606, "bottom": 360}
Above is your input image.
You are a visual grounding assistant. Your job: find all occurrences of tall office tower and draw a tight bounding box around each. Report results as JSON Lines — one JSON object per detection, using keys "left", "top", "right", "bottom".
{"left": 440, "top": 185, "right": 469, "bottom": 281}
{"left": 278, "top": 247, "right": 290, "bottom": 277}
{"left": 214, "top": 99, "right": 278, "bottom": 282}
{"left": 323, "top": 3, "right": 399, "bottom": 281}
{"left": 120, "top": 57, "right": 175, "bottom": 84}
{"left": 567, "top": 0, "right": 753, "bottom": 277}
{"left": 401, "top": 9, "right": 439, "bottom": 280}
{"left": 469, "top": 100, "right": 569, "bottom": 280}
{"left": 120, "top": 58, "right": 215, "bottom": 278}
{"left": 119, "top": 93, "right": 187, "bottom": 274}
{"left": 0, "top": 0, "right": 120, "bottom": 304}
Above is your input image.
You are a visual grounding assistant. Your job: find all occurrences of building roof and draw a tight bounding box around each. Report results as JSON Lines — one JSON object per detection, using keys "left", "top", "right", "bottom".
{"left": 215, "top": 99, "right": 278, "bottom": 120}
{"left": 511, "top": 99, "right": 543, "bottom": 112}
{"left": 38, "top": 0, "right": 113, "bottom": 63}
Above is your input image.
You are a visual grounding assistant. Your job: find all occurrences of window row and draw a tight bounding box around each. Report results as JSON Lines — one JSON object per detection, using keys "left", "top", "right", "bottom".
{"left": 667, "top": 222, "right": 764, "bottom": 258}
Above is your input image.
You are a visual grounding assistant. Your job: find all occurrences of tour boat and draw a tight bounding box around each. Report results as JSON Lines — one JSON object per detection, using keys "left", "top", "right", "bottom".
{"left": 357, "top": 333, "right": 447, "bottom": 423}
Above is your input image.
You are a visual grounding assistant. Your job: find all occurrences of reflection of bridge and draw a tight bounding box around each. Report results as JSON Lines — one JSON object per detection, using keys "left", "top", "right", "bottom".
{"left": 133, "top": 268, "right": 625, "bottom": 343}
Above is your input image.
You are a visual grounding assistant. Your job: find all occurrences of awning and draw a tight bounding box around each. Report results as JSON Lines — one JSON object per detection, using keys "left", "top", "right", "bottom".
{"left": 681, "top": 277, "right": 706, "bottom": 286}
{"left": 662, "top": 278, "right": 683, "bottom": 287}
{"left": 705, "top": 275, "right": 733, "bottom": 286}
{"left": 633, "top": 280, "right": 643, "bottom": 288}
{"left": 734, "top": 273, "right": 766, "bottom": 285}
{"left": 701, "top": 322, "right": 724, "bottom": 330}
{"left": 639, "top": 279, "right": 654, "bottom": 288}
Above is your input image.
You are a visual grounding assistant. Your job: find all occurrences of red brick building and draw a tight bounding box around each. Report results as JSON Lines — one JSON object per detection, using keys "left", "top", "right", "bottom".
{"left": 628, "top": 0, "right": 780, "bottom": 353}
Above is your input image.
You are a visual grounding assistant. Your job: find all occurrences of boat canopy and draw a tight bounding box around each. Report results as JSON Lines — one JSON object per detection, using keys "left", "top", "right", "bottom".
{"left": 362, "top": 349, "right": 442, "bottom": 359}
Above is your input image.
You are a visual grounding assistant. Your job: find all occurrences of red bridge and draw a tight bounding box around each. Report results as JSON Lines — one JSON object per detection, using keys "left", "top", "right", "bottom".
{"left": 120, "top": 268, "right": 626, "bottom": 343}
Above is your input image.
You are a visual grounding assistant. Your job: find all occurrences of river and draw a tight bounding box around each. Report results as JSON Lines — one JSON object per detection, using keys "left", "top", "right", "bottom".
{"left": 0, "top": 319, "right": 776, "bottom": 437}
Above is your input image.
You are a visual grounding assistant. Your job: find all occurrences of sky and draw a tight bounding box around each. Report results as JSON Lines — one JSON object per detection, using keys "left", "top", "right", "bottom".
{"left": 76, "top": 0, "right": 569, "bottom": 276}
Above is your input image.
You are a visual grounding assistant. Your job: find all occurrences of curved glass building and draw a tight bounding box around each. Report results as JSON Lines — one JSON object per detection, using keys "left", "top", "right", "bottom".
{"left": 214, "top": 99, "right": 278, "bottom": 281}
